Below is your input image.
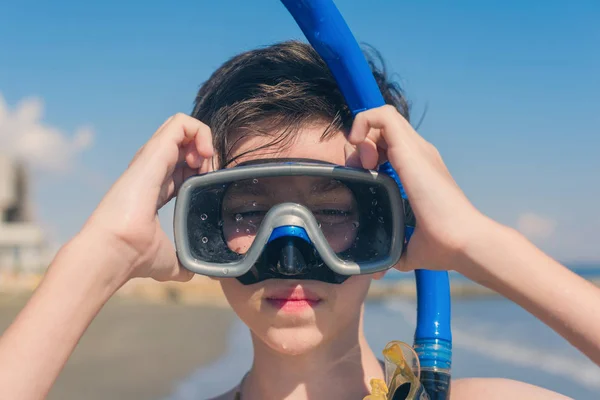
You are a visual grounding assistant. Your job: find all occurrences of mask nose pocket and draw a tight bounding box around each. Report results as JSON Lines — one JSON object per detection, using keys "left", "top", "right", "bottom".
{"left": 265, "top": 236, "right": 317, "bottom": 276}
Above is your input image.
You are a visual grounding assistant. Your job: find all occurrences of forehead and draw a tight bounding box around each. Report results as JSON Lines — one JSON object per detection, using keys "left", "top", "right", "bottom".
{"left": 226, "top": 125, "right": 350, "bottom": 167}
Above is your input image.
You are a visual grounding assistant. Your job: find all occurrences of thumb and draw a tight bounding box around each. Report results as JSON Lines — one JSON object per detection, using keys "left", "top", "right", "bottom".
{"left": 394, "top": 254, "right": 413, "bottom": 273}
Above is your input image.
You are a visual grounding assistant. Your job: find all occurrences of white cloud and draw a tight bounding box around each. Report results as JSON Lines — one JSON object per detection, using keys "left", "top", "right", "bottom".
{"left": 0, "top": 93, "right": 94, "bottom": 173}
{"left": 516, "top": 212, "right": 557, "bottom": 240}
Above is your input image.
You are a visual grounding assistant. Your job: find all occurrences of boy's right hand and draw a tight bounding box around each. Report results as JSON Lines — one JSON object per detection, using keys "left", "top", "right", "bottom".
{"left": 80, "top": 113, "right": 214, "bottom": 284}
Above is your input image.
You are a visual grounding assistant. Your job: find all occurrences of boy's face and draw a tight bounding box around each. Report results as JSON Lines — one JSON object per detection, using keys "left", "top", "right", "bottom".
{"left": 217, "top": 125, "right": 384, "bottom": 355}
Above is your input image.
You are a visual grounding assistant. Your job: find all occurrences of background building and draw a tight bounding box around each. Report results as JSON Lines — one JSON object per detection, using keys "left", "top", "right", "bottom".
{"left": 0, "top": 154, "right": 49, "bottom": 273}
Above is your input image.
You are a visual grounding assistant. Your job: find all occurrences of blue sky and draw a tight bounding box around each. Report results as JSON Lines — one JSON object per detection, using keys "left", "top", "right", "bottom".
{"left": 1, "top": 0, "right": 598, "bottom": 262}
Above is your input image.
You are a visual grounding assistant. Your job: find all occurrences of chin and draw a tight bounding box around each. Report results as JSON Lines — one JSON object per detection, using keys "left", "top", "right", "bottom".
{"left": 263, "top": 324, "right": 326, "bottom": 356}
{"left": 220, "top": 275, "right": 371, "bottom": 357}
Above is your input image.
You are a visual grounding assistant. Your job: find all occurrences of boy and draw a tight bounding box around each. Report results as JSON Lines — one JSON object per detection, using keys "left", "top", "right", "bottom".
{"left": 0, "top": 41, "right": 593, "bottom": 399}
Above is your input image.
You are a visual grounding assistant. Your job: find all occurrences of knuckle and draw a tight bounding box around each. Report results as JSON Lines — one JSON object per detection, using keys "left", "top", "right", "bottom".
{"left": 381, "top": 104, "right": 398, "bottom": 116}
{"left": 173, "top": 112, "right": 188, "bottom": 122}
{"left": 354, "top": 110, "right": 367, "bottom": 124}
{"left": 199, "top": 121, "right": 212, "bottom": 134}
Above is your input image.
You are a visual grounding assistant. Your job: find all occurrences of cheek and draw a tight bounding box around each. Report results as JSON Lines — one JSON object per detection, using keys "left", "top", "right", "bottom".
{"left": 322, "top": 222, "right": 359, "bottom": 253}
{"left": 219, "top": 276, "right": 373, "bottom": 357}
{"left": 223, "top": 219, "right": 260, "bottom": 254}
{"left": 329, "top": 276, "right": 372, "bottom": 320}
{"left": 219, "top": 279, "right": 263, "bottom": 322}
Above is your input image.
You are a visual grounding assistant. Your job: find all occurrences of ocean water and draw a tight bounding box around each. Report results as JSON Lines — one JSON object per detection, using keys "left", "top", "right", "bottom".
{"left": 166, "top": 296, "right": 600, "bottom": 399}
{"left": 381, "top": 264, "right": 600, "bottom": 283}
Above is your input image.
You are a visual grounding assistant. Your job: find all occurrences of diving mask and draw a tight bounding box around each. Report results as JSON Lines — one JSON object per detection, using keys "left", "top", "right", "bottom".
{"left": 174, "top": 159, "right": 410, "bottom": 284}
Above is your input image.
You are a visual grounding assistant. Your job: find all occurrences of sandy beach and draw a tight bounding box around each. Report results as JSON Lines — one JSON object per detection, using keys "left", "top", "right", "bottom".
{"left": 0, "top": 293, "right": 234, "bottom": 400}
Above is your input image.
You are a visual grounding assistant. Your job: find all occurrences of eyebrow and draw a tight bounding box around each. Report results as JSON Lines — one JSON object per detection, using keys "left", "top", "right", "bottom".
{"left": 224, "top": 178, "right": 350, "bottom": 200}
{"left": 311, "top": 179, "right": 347, "bottom": 193}
{"left": 225, "top": 180, "right": 268, "bottom": 197}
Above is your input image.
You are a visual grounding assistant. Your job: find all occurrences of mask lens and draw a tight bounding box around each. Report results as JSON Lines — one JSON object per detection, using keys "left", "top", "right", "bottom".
{"left": 221, "top": 176, "right": 359, "bottom": 254}
{"left": 184, "top": 173, "right": 394, "bottom": 265}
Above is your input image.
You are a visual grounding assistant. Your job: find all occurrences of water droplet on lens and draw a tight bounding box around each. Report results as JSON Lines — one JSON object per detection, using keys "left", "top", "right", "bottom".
{"left": 235, "top": 213, "right": 243, "bottom": 221}
{"left": 344, "top": 235, "right": 348, "bottom": 241}
{"left": 369, "top": 187, "right": 376, "bottom": 194}
{"left": 252, "top": 178, "right": 258, "bottom": 184}
{"left": 218, "top": 220, "right": 224, "bottom": 227}
{"left": 201, "top": 237, "right": 208, "bottom": 243}
{"left": 317, "top": 222, "right": 322, "bottom": 228}
{"left": 223, "top": 269, "right": 229, "bottom": 275}
{"left": 245, "top": 228, "right": 250, "bottom": 234}
{"left": 235, "top": 228, "right": 240, "bottom": 233}
{"left": 378, "top": 216, "right": 384, "bottom": 223}
{"left": 200, "top": 213, "right": 208, "bottom": 221}
{"left": 352, "top": 221, "right": 360, "bottom": 228}
{"left": 252, "top": 201, "right": 257, "bottom": 207}
{"left": 371, "top": 199, "right": 377, "bottom": 206}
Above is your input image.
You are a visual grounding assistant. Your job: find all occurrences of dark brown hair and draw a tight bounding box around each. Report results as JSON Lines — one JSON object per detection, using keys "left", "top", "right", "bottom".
{"left": 192, "top": 40, "right": 410, "bottom": 168}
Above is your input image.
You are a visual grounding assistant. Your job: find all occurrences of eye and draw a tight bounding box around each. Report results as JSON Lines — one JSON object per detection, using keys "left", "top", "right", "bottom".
{"left": 316, "top": 209, "right": 351, "bottom": 216}
{"left": 229, "top": 210, "right": 267, "bottom": 221}
{"left": 313, "top": 208, "right": 355, "bottom": 224}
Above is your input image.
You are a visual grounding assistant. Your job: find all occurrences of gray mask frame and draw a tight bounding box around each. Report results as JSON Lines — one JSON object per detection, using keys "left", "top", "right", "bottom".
{"left": 173, "top": 162, "right": 406, "bottom": 278}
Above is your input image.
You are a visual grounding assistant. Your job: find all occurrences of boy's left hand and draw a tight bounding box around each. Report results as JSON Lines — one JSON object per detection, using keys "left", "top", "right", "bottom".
{"left": 348, "top": 105, "right": 488, "bottom": 273}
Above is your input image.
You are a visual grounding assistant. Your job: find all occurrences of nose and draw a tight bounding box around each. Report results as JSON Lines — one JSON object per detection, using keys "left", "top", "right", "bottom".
{"left": 276, "top": 239, "right": 308, "bottom": 275}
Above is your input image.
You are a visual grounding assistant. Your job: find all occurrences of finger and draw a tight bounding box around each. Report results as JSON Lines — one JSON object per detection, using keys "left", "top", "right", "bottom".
{"left": 357, "top": 137, "right": 379, "bottom": 170}
{"left": 166, "top": 155, "right": 215, "bottom": 208}
{"left": 154, "top": 259, "right": 194, "bottom": 283}
{"left": 348, "top": 105, "right": 414, "bottom": 150}
{"left": 171, "top": 264, "right": 194, "bottom": 283}
{"left": 194, "top": 123, "right": 214, "bottom": 159}
{"left": 155, "top": 115, "right": 175, "bottom": 135}
{"left": 130, "top": 114, "right": 211, "bottom": 185}
{"left": 144, "top": 113, "right": 208, "bottom": 158}
{"left": 199, "top": 156, "right": 215, "bottom": 174}
{"left": 394, "top": 240, "right": 416, "bottom": 272}
{"left": 164, "top": 164, "right": 200, "bottom": 208}
{"left": 344, "top": 142, "right": 362, "bottom": 168}
{"left": 128, "top": 114, "right": 178, "bottom": 168}
{"left": 394, "top": 254, "right": 411, "bottom": 272}
{"left": 184, "top": 141, "right": 202, "bottom": 168}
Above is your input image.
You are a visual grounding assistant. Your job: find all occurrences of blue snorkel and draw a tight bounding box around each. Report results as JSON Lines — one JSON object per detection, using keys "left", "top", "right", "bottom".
{"left": 281, "top": 0, "right": 453, "bottom": 398}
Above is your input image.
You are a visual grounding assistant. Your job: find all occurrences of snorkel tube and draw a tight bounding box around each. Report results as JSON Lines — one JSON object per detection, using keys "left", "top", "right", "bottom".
{"left": 281, "top": 0, "right": 453, "bottom": 398}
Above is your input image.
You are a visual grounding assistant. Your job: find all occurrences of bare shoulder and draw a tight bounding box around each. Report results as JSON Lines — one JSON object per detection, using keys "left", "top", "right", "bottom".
{"left": 451, "top": 378, "right": 572, "bottom": 400}
{"left": 208, "top": 386, "right": 239, "bottom": 400}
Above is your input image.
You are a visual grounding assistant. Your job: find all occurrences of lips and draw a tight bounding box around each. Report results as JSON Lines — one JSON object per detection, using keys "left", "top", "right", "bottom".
{"left": 265, "top": 285, "right": 322, "bottom": 311}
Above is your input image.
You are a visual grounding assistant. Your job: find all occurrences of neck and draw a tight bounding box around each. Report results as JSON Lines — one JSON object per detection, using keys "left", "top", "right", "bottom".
{"left": 241, "top": 309, "right": 383, "bottom": 400}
